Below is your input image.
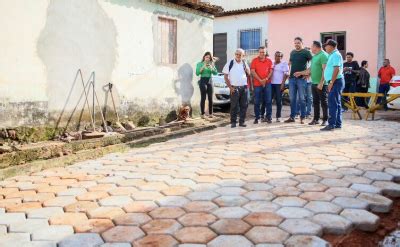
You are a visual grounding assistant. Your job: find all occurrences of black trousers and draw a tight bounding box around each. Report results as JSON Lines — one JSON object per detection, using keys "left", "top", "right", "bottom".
{"left": 311, "top": 84, "right": 328, "bottom": 122}
{"left": 230, "top": 86, "right": 248, "bottom": 124}
{"left": 199, "top": 77, "right": 213, "bottom": 115}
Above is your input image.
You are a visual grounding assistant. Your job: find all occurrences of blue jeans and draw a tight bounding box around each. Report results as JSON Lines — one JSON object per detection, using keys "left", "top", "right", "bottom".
{"left": 254, "top": 85, "right": 272, "bottom": 120}
{"left": 289, "top": 77, "right": 306, "bottom": 119}
{"left": 271, "top": 84, "right": 283, "bottom": 118}
{"left": 378, "top": 83, "right": 390, "bottom": 110}
{"left": 297, "top": 82, "right": 313, "bottom": 116}
{"left": 328, "top": 78, "right": 345, "bottom": 128}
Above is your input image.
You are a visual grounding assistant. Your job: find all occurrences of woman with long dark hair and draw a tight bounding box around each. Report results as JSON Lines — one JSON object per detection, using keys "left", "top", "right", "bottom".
{"left": 196, "top": 52, "right": 218, "bottom": 118}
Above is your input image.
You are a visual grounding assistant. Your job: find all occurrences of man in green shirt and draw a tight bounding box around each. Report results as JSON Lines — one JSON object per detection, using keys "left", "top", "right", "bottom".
{"left": 284, "top": 37, "right": 313, "bottom": 124}
{"left": 309, "top": 41, "right": 329, "bottom": 125}
{"left": 294, "top": 41, "right": 329, "bottom": 125}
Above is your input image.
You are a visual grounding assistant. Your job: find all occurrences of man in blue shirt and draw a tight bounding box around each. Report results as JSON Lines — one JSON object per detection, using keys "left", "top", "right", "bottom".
{"left": 321, "top": 39, "right": 345, "bottom": 131}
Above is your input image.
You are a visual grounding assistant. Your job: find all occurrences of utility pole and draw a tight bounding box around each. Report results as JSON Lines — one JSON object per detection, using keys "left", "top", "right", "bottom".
{"left": 377, "top": 0, "right": 386, "bottom": 92}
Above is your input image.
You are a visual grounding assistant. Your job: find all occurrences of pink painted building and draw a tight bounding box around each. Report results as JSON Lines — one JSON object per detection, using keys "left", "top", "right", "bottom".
{"left": 216, "top": 0, "right": 400, "bottom": 88}
{"left": 268, "top": 0, "right": 399, "bottom": 79}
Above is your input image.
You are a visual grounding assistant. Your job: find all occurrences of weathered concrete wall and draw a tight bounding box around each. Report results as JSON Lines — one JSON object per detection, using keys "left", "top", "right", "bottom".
{"left": 0, "top": 0, "right": 213, "bottom": 127}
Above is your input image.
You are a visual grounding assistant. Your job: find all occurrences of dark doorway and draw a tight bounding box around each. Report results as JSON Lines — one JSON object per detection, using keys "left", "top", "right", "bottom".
{"left": 213, "top": 33, "right": 227, "bottom": 73}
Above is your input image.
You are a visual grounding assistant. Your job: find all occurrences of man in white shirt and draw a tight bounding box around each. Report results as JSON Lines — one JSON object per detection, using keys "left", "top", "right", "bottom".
{"left": 223, "top": 48, "right": 250, "bottom": 128}
{"left": 271, "top": 51, "right": 289, "bottom": 122}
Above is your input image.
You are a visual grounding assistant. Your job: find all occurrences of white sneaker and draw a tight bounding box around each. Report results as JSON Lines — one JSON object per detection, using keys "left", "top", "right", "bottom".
{"left": 201, "top": 114, "right": 205, "bottom": 119}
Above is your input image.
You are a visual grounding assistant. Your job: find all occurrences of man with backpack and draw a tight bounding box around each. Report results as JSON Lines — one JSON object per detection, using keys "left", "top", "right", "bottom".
{"left": 223, "top": 48, "right": 250, "bottom": 128}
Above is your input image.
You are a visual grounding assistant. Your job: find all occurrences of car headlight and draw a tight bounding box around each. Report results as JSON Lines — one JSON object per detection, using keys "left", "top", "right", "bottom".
{"left": 213, "top": 82, "right": 227, "bottom": 88}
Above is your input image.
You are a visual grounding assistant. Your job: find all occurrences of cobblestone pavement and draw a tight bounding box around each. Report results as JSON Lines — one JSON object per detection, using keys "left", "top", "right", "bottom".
{"left": 1, "top": 119, "right": 400, "bottom": 247}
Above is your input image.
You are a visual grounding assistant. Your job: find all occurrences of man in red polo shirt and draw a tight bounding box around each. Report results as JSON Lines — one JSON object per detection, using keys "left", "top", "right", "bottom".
{"left": 378, "top": 59, "right": 396, "bottom": 110}
{"left": 251, "top": 46, "right": 274, "bottom": 124}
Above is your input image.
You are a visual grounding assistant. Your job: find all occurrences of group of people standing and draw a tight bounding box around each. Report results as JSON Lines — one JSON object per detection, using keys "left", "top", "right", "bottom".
{"left": 196, "top": 36, "right": 396, "bottom": 130}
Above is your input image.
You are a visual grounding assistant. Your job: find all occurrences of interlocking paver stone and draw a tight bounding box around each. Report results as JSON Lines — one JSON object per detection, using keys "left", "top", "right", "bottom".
{"left": 186, "top": 191, "right": 219, "bottom": 201}
{"left": 113, "top": 213, "right": 152, "bottom": 226}
{"left": 142, "top": 219, "right": 182, "bottom": 235}
{"left": 102, "top": 226, "right": 144, "bottom": 242}
{"left": 74, "top": 219, "right": 114, "bottom": 233}
{"left": 305, "top": 201, "right": 342, "bottom": 214}
{"left": 280, "top": 219, "right": 323, "bottom": 236}
{"left": 174, "top": 227, "right": 217, "bottom": 244}
{"left": 340, "top": 209, "right": 379, "bottom": 231}
{"left": 157, "top": 196, "right": 190, "bottom": 207}
{"left": 32, "top": 225, "right": 74, "bottom": 241}
{"left": 0, "top": 233, "right": 31, "bottom": 246}
{"left": 364, "top": 171, "right": 393, "bottom": 181}
{"left": 99, "top": 196, "right": 133, "bottom": 207}
{"left": 149, "top": 207, "right": 186, "bottom": 219}
{"left": 285, "top": 235, "right": 330, "bottom": 247}
{"left": 373, "top": 181, "right": 400, "bottom": 197}
{"left": 243, "top": 201, "right": 280, "bottom": 213}
{"left": 0, "top": 212, "right": 26, "bottom": 226}
{"left": 276, "top": 207, "right": 313, "bottom": 219}
{"left": 2, "top": 117, "right": 400, "bottom": 246}
{"left": 134, "top": 235, "right": 178, "bottom": 247}
{"left": 178, "top": 213, "right": 217, "bottom": 226}
{"left": 243, "top": 212, "right": 283, "bottom": 226}
{"left": 299, "top": 192, "right": 334, "bottom": 202}
{"left": 210, "top": 219, "right": 251, "bottom": 234}
{"left": 311, "top": 214, "right": 352, "bottom": 235}
{"left": 214, "top": 195, "right": 249, "bottom": 207}
{"left": 213, "top": 207, "right": 249, "bottom": 219}
{"left": 208, "top": 235, "right": 253, "bottom": 247}
{"left": 332, "top": 197, "right": 369, "bottom": 209}
{"left": 58, "top": 233, "right": 104, "bottom": 247}
{"left": 28, "top": 207, "right": 64, "bottom": 219}
{"left": 9, "top": 218, "right": 49, "bottom": 233}
{"left": 357, "top": 193, "right": 393, "bottom": 213}
{"left": 123, "top": 201, "right": 158, "bottom": 213}
{"left": 273, "top": 196, "right": 307, "bottom": 207}
{"left": 183, "top": 201, "right": 218, "bottom": 212}
{"left": 246, "top": 226, "right": 289, "bottom": 244}
{"left": 350, "top": 183, "right": 382, "bottom": 194}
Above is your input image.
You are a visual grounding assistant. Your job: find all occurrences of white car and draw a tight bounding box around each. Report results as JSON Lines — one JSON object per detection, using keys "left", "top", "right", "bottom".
{"left": 212, "top": 73, "right": 230, "bottom": 106}
{"left": 387, "top": 75, "right": 400, "bottom": 110}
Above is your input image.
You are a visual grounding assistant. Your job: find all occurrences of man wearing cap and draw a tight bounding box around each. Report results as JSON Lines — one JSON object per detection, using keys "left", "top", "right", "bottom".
{"left": 321, "top": 39, "right": 344, "bottom": 131}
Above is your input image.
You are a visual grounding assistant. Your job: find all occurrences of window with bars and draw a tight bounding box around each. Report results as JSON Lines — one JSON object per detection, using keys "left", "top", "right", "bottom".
{"left": 158, "top": 17, "right": 177, "bottom": 64}
{"left": 321, "top": 32, "right": 346, "bottom": 58}
{"left": 239, "top": 28, "right": 261, "bottom": 55}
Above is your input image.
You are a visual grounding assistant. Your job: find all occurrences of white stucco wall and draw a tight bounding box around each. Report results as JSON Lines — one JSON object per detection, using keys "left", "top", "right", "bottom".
{"left": 0, "top": 0, "right": 213, "bottom": 126}
{"left": 213, "top": 12, "right": 268, "bottom": 61}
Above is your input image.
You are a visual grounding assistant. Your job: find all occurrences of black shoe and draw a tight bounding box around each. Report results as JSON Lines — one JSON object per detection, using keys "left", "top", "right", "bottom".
{"left": 284, "top": 118, "right": 295, "bottom": 123}
{"left": 300, "top": 118, "right": 305, "bottom": 124}
{"left": 239, "top": 123, "right": 247, "bottom": 127}
{"left": 261, "top": 118, "right": 268, "bottom": 123}
{"left": 320, "top": 125, "right": 335, "bottom": 131}
{"left": 254, "top": 119, "right": 259, "bottom": 124}
{"left": 231, "top": 123, "right": 237, "bottom": 128}
{"left": 321, "top": 121, "right": 327, "bottom": 126}
{"left": 308, "top": 120, "right": 320, "bottom": 125}
{"left": 335, "top": 126, "right": 342, "bottom": 130}
{"left": 266, "top": 119, "right": 272, "bottom": 124}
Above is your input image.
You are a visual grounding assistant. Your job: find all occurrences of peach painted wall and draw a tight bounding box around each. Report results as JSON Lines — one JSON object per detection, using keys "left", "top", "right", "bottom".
{"left": 267, "top": 0, "right": 400, "bottom": 78}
